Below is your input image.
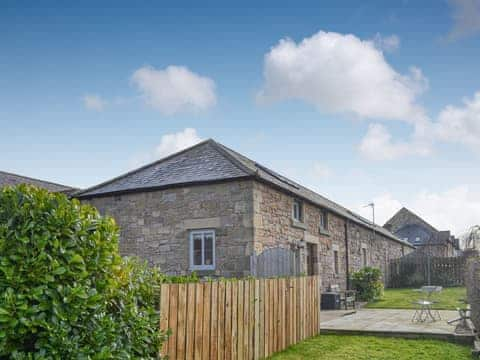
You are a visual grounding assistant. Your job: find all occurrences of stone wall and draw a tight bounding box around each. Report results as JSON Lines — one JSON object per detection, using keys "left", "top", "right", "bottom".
{"left": 252, "top": 182, "right": 412, "bottom": 290}
{"left": 84, "top": 180, "right": 255, "bottom": 277}
{"left": 82, "top": 179, "right": 412, "bottom": 287}
{"left": 465, "top": 256, "right": 480, "bottom": 332}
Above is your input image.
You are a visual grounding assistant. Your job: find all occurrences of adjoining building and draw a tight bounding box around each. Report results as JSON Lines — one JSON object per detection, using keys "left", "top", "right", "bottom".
{"left": 0, "top": 170, "right": 75, "bottom": 194}
{"left": 75, "top": 139, "right": 414, "bottom": 290}
{"left": 384, "top": 207, "right": 460, "bottom": 257}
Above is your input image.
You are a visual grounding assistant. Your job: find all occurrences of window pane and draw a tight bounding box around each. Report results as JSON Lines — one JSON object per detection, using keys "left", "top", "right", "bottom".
{"left": 204, "top": 234, "right": 213, "bottom": 265}
{"left": 193, "top": 235, "right": 202, "bottom": 265}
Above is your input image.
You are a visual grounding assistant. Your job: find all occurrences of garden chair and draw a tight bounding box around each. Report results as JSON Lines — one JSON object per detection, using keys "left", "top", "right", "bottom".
{"left": 329, "top": 284, "right": 357, "bottom": 310}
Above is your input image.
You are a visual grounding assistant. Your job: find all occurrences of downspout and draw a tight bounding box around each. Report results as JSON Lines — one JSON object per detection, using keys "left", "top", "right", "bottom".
{"left": 344, "top": 221, "right": 350, "bottom": 290}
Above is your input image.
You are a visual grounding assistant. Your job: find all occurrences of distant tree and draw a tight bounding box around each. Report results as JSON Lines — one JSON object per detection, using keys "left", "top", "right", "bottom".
{"left": 463, "top": 225, "right": 480, "bottom": 250}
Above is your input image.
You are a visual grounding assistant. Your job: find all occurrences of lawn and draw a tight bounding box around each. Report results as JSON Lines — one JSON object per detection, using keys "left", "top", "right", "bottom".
{"left": 269, "top": 334, "right": 471, "bottom": 360}
{"left": 365, "top": 287, "right": 466, "bottom": 310}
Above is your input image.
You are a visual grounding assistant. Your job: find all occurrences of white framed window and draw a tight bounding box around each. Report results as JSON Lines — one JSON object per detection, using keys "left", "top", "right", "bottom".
{"left": 319, "top": 209, "right": 328, "bottom": 231}
{"left": 189, "top": 229, "right": 215, "bottom": 270}
{"left": 292, "top": 199, "right": 303, "bottom": 222}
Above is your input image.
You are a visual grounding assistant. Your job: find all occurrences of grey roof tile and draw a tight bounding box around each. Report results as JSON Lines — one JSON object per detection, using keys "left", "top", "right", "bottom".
{"left": 0, "top": 171, "right": 75, "bottom": 193}
{"left": 76, "top": 140, "right": 251, "bottom": 197}
{"left": 76, "top": 139, "right": 411, "bottom": 247}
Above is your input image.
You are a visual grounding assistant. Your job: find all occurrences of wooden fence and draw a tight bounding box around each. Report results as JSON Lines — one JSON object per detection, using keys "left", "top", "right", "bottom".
{"left": 387, "top": 255, "right": 466, "bottom": 288}
{"left": 159, "top": 276, "right": 320, "bottom": 360}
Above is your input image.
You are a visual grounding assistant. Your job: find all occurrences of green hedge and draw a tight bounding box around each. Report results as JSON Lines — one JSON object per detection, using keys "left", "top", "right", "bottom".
{"left": 0, "top": 185, "right": 167, "bottom": 358}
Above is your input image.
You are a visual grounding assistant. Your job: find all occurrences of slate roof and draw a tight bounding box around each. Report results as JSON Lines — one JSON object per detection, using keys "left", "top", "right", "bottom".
{"left": 385, "top": 207, "right": 439, "bottom": 234}
{"left": 76, "top": 139, "right": 413, "bottom": 247}
{"left": 0, "top": 170, "right": 75, "bottom": 193}
{"left": 384, "top": 207, "right": 459, "bottom": 248}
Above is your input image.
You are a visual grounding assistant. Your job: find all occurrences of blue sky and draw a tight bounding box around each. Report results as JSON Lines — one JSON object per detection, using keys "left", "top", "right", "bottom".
{"left": 1, "top": 0, "right": 479, "bottom": 234}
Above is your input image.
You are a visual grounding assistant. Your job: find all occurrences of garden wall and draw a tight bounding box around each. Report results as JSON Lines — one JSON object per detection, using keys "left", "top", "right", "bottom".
{"left": 465, "top": 256, "right": 480, "bottom": 332}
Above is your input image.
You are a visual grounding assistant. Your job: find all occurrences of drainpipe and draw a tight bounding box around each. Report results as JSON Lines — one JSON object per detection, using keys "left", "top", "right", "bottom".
{"left": 344, "top": 221, "right": 350, "bottom": 290}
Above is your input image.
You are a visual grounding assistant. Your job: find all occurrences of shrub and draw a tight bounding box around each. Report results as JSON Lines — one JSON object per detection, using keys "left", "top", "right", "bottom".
{"left": 351, "top": 267, "right": 384, "bottom": 301}
{"left": 0, "top": 185, "right": 166, "bottom": 358}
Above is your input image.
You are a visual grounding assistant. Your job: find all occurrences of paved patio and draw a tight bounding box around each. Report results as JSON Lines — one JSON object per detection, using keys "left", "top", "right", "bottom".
{"left": 320, "top": 309, "right": 474, "bottom": 345}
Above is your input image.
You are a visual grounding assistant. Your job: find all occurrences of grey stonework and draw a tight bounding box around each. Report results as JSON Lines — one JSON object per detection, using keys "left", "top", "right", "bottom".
{"left": 85, "top": 180, "right": 255, "bottom": 278}
{"left": 83, "top": 179, "right": 412, "bottom": 290}
{"left": 252, "top": 182, "right": 411, "bottom": 290}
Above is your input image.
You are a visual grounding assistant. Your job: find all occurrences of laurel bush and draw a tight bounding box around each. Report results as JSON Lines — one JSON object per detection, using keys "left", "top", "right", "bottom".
{"left": 0, "top": 185, "right": 166, "bottom": 358}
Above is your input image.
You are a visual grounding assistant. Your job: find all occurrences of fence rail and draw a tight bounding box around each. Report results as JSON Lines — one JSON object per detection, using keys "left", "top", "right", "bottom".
{"left": 387, "top": 255, "right": 465, "bottom": 288}
{"left": 159, "top": 276, "right": 320, "bottom": 360}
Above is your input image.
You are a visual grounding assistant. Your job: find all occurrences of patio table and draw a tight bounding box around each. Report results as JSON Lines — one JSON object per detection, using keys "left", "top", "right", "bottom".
{"left": 411, "top": 286, "right": 443, "bottom": 322}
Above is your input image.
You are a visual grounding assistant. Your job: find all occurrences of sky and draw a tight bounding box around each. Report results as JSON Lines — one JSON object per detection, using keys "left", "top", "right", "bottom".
{"left": 1, "top": 0, "right": 479, "bottom": 236}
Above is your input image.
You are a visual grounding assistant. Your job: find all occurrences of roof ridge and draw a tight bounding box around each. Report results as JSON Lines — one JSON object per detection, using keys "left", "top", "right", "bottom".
{"left": 74, "top": 139, "right": 214, "bottom": 197}
{"left": 400, "top": 207, "right": 439, "bottom": 232}
{"left": 208, "top": 141, "right": 257, "bottom": 176}
{"left": 0, "top": 170, "right": 73, "bottom": 189}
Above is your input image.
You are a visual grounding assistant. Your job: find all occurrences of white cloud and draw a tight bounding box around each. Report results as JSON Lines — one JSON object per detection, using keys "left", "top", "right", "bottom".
{"left": 358, "top": 186, "right": 480, "bottom": 236}
{"left": 131, "top": 65, "right": 216, "bottom": 115}
{"left": 258, "top": 30, "right": 427, "bottom": 123}
{"left": 435, "top": 91, "right": 480, "bottom": 149}
{"left": 83, "top": 94, "right": 106, "bottom": 111}
{"left": 153, "top": 128, "right": 203, "bottom": 158}
{"left": 447, "top": 0, "right": 480, "bottom": 41}
{"left": 372, "top": 33, "right": 400, "bottom": 52}
{"left": 311, "top": 162, "right": 333, "bottom": 180}
{"left": 359, "top": 123, "right": 432, "bottom": 161}
{"left": 129, "top": 128, "right": 203, "bottom": 167}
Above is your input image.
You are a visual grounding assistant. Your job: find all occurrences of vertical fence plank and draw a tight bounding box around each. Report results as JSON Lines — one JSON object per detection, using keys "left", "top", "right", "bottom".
{"left": 237, "top": 281, "right": 244, "bottom": 360}
{"left": 231, "top": 282, "right": 238, "bottom": 360}
{"left": 194, "top": 284, "right": 204, "bottom": 360}
{"left": 225, "top": 282, "right": 232, "bottom": 360}
{"left": 259, "top": 279, "right": 265, "bottom": 360}
{"left": 168, "top": 284, "right": 179, "bottom": 360}
{"left": 185, "top": 283, "right": 196, "bottom": 359}
{"left": 249, "top": 280, "right": 255, "bottom": 360}
{"left": 159, "top": 284, "right": 170, "bottom": 358}
{"left": 263, "top": 280, "right": 270, "bottom": 358}
{"left": 243, "top": 280, "right": 250, "bottom": 360}
{"left": 176, "top": 284, "right": 187, "bottom": 360}
{"left": 202, "top": 283, "right": 212, "bottom": 360}
{"left": 210, "top": 282, "right": 218, "bottom": 360}
{"left": 252, "top": 280, "right": 261, "bottom": 360}
{"left": 217, "top": 282, "right": 226, "bottom": 360}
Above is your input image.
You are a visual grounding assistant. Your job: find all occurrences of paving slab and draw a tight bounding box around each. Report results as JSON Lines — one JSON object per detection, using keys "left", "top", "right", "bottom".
{"left": 320, "top": 309, "right": 474, "bottom": 345}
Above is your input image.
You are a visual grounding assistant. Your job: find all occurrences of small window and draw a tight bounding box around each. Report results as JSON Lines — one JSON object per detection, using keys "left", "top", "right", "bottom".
{"left": 189, "top": 229, "right": 215, "bottom": 270}
{"left": 333, "top": 250, "right": 339, "bottom": 275}
{"left": 319, "top": 209, "right": 328, "bottom": 231}
{"left": 362, "top": 248, "right": 367, "bottom": 267}
{"left": 292, "top": 199, "right": 303, "bottom": 222}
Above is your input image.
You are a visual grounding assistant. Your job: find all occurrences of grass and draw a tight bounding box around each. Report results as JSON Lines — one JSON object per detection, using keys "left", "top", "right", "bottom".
{"left": 365, "top": 287, "right": 466, "bottom": 310}
{"left": 269, "top": 334, "right": 471, "bottom": 360}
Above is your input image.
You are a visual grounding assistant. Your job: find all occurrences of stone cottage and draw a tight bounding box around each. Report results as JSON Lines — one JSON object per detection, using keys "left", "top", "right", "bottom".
{"left": 76, "top": 140, "right": 414, "bottom": 290}
{"left": 384, "top": 207, "right": 460, "bottom": 257}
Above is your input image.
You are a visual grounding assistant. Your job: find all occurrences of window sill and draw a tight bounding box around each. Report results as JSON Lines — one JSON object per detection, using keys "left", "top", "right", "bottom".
{"left": 190, "top": 266, "right": 215, "bottom": 272}
{"left": 291, "top": 219, "right": 307, "bottom": 230}
{"left": 319, "top": 229, "right": 331, "bottom": 237}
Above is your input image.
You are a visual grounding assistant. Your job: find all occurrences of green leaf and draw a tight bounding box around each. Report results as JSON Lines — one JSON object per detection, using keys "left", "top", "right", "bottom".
{"left": 52, "top": 267, "right": 66, "bottom": 275}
